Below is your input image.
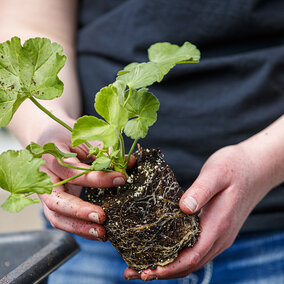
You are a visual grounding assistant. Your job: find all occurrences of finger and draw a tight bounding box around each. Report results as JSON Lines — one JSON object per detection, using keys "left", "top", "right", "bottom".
{"left": 65, "top": 183, "right": 83, "bottom": 197}
{"left": 189, "top": 236, "right": 230, "bottom": 274}
{"left": 44, "top": 153, "right": 126, "bottom": 188}
{"left": 69, "top": 143, "right": 90, "bottom": 160}
{"left": 40, "top": 186, "right": 106, "bottom": 224}
{"left": 42, "top": 203, "right": 107, "bottom": 241}
{"left": 69, "top": 142, "right": 100, "bottom": 163}
{"left": 39, "top": 167, "right": 107, "bottom": 223}
{"left": 126, "top": 155, "right": 136, "bottom": 169}
{"left": 192, "top": 250, "right": 219, "bottom": 273}
{"left": 138, "top": 248, "right": 204, "bottom": 280}
{"left": 124, "top": 267, "right": 141, "bottom": 280}
{"left": 43, "top": 142, "right": 127, "bottom": 188}
{"left": 179, "top": 165, "right": 230, "bottom": 214}
{"left": 192, "top": 225, "right": 239, "bottom": 272}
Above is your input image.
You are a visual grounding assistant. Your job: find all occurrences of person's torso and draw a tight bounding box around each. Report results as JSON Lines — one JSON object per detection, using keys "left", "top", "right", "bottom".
{"left": 77, "top": 0, "right": 284, "bottom": 232}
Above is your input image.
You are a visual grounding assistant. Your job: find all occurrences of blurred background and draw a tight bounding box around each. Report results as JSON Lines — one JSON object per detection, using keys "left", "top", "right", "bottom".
{"left": 0, "top": 128, "right": 43, "bottom": 233}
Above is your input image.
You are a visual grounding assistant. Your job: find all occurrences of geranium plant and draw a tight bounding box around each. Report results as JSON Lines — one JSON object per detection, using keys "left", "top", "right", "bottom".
{"left": 0, "top": 36, "right": 200, "bottom": 212}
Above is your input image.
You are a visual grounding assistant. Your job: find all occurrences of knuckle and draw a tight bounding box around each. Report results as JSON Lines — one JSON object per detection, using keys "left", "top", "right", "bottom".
{"left": 96, "top": 178, "right": 104, "bottom": 188}
{"left": 156, "top": 268, "right": 169, "bottom": 279}
{"left": 70, "top": 223, "right": 80, "bottom": 234}
{"left": 73, "top": 209, "right": 81, "bottom": 220}
{"left": 218, "top": 219, "right": 231, "bottom": 233}
{"left": 190, "top": 252, "right": 201, "bottom": 267}
{"left": 43, "top": 195, "right": 60, "bottom": 212}
{"left": 43, "top": 197, "right": 53, "bottom": 209}
{"left": 218, "top": 213, "right": 236, "bottom": 233}
{"left": 64, "top": 167, "right": 76, "bottom": 179}
{"left": 72, "top": 221, "right": 91, "bottom": 236}
{"left": 92, "top": 172, "right": 107, "bottom": 188}
{"left": 193, "top": 183, "right": 212, "bottom": 202}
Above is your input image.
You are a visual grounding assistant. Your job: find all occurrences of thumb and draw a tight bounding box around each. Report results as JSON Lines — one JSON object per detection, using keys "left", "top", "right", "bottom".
{"left": 179, "top": 165, "right": 230, "bottom": 214}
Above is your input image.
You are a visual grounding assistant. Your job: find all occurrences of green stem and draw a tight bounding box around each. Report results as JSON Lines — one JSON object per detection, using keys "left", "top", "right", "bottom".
{"left": 84, "top": 141, "right": 93, "bottom": 148}
{"left": 29, "top": 96, "right": 93, "bottom": 149}
{"left": 57, "top": 159, "right": 92, "bottom": 172}
{"left": 123, "top": 87, "right": 132, "bottom": 107}
{"left": 53, "top": 170, "right": 89, "bottom": 187}
{"left": 29, "top": 96, "right": 73, "bottom": 132}
{"left": 119, "top": 132, "right": 125, "bottom": 160}
{"left": 125, "top": 138, "right": 138, "bottom": 167}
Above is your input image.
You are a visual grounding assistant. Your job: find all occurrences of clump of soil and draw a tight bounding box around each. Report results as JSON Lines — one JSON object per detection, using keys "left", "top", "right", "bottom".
{"left": 85, "top": 147, "right": 200, "bottom": 272}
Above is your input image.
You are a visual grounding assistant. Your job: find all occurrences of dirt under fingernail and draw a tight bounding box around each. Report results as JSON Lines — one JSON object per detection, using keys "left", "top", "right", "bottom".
{"left": 89, "top": 227, "right": 98, "bottom": 238}
{"left": 88, "top": 212, "right": 100, "bottom": 223}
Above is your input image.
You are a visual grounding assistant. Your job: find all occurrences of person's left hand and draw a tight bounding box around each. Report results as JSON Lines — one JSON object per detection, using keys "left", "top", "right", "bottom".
{"left": 124, "top": 143, "right": 275, "bottom": 280}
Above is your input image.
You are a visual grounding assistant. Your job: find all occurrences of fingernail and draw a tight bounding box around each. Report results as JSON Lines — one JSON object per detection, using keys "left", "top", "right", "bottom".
{"left": 113, "top": 177, "right": 125, "bottom": 186}
{"left": 127, "top": 275, "right": 139, "bottom": 280}
{"left": 88, "top": 212, "right": 100, "bottom": 223}
{"left": 89, "top": 228, "right": 98, "bottom": 238}
{"left": 183, "top": 196, "right": 197, "bottom": 212}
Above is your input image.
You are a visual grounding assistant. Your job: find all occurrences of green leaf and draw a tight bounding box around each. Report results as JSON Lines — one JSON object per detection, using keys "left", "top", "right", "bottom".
{"left": 95, "top": 85, "right": 128, "bottom": 128}
{"left": 116, "top": 62, "right": 162, "bottom": 89}
{"left": 110, "top": 149, "right": 120, "bottom": 160}
{"left": 124, "top": 88, "right": 160, "bottom": 139}
{"left": 0, "top": 37, "right": 66, "bottom": 127}
{"left": 1, "top": 194, "right": 40, "bottom": 213}
{"left": 26, "top": 142, "right": 76, "bottom": 160}
{"left": 90, "top": 156, "right": 111, "bottom": 171}
{"left": 88, "top": 145, "right": 102, "bottom": 157}
{"left": 0, "top": 149, "right": 53, "bottom": 212}
{"left": 95, "top": 146, "right": 111, "bottom": 158}
{"left": 113, "top": 80, "right": 126, "bottom": 103}
{"left": 117, "top": 62, "right": 139, "bottom": 76}
{"left": 73, "top": 84, "right": 128, "bottom": 148}
{"left": 0, "top": 89, "right": 27, "bottom": 127}
{"left": 72, "top": 115, "right": 118, "bottom": 148}
{"left": 148, "top": 41, "right": 200, "bottom": 77}
{"left": 116, "top": 42, "right": 200, "bottom": 90}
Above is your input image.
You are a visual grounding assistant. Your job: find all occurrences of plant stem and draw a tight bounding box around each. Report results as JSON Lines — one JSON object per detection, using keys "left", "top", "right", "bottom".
{"left": 84, "top": 141, "right": 93, "bottom": 148}
{"left": 53, "top": 170, "right": 89, "bottom": 187}
{"left": 29, "top": 96, "right": 93, "bottom": 149}
{"left": 29, "top": 96, "right": 73, "bottom": 132}
{"left": 119, "top": 132, "right": 125, "bottom": 160}
{"left": 125, "top": 138, "right": 138, "bottom": 166}
{"left": 57, "top": 159, "right": 92, "bottom": 171}
{"left": 123, "top": 87, "right": 132, "bottom": 107}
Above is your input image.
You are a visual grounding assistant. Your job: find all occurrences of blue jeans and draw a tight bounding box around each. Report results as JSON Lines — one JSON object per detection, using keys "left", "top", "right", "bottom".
{"left": 48, "top": 230, "right": 284, "bottom": 284}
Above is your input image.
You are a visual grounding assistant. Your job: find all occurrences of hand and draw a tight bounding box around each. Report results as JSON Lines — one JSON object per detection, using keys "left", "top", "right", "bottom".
{"left": 37, "top": 120, "right": 130, "bottom": 241}
{"left": 125, "top": 144, "right": 274, "bottom": 280}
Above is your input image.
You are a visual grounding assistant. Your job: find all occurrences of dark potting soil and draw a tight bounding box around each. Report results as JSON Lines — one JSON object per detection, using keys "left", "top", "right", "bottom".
{"left": 85, "top": 147, "right": 200, "bottom": 272}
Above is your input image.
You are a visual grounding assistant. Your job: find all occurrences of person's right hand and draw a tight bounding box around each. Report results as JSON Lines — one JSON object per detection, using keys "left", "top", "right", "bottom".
{"left": 37, "top": 119, "right": 129, "bottom": 241}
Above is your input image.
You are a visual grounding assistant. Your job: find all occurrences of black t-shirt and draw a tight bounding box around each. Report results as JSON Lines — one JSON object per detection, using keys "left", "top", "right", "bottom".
{"left": 77, "top": 0, "right": 284, "bottom": 232}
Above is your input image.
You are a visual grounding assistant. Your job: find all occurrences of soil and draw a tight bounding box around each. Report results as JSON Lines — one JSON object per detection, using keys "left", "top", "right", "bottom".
{"left": 85, "top": 147, "right": 200, "bottom": 272}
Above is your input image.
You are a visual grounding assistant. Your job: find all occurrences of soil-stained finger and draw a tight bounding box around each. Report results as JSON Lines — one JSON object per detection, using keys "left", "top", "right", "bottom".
{"left": 42, "top": 203, "right": 107, "bottom": 241}
{"left": 40, "top": 187, "right": 106, "bottom": 224}
{"left": 44, "top": 154, "right": 126, "bottom": 188}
